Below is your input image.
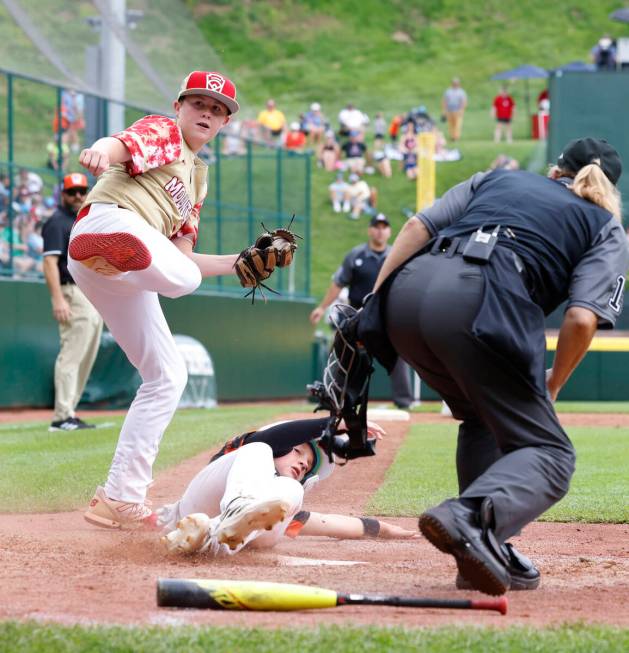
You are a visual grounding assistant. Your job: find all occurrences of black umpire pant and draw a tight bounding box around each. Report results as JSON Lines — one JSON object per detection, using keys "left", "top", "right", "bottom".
{"left": 385, "top": 252, "right": 576, "bottom": 543}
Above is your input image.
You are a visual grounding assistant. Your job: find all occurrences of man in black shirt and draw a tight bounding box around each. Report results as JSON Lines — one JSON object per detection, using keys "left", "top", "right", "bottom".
{"left": 42, "top": 173, "right": 103, "bottom": 431}
{"left": 310, "top": 214, "right": 413, "bottom": 408}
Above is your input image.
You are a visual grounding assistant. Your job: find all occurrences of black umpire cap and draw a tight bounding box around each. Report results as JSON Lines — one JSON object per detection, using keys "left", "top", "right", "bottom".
{"left": 557, "top": 137, "right": 622, "bottom": 185}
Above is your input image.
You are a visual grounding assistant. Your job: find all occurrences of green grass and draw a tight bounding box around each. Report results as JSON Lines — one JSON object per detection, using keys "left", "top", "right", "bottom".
{"left": 0, "top": 403, "right": 308, "bottom": 513}
{"left": 1, "top": 622, "right": 628, "bottom": 653}
{"left": 367, "top": 423, "right": 629, "bottom": 522}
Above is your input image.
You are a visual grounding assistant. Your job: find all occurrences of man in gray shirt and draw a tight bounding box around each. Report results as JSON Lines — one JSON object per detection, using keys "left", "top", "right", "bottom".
{"left": 441, "top": 77, "right": 468, "bottom": 142}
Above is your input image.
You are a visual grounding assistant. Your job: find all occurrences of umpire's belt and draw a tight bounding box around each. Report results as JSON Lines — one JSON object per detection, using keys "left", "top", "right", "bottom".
{"left": 429, "top": 235, "right": 528, "bottom": 283}
{"left": 430, "top": 235, "right": 467, "bottom": 257}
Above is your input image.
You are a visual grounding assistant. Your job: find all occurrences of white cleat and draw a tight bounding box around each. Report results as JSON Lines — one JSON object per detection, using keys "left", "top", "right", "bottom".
{"left": 161, "top": 513, "right": 219, "bottom": 555}
{"left": 216, "top": 496, "right": 290, "bottom": 551}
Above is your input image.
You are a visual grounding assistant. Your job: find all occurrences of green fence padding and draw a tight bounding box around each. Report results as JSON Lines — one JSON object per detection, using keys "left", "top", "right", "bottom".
{"left": 0, "top": 278, "right": 315, "bottom": 408}
{"left": 548, "top": 71, "right": 629, "bottom": 225}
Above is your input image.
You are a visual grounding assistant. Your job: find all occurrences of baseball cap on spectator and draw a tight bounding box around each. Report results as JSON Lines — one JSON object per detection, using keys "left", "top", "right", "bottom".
{"left": 290, "top": 121, "right": 300, "bottom": 131}
{"left": 62, "top": 173, "right": 88, "bottom": 191}
{"left": 311, "top": 102, "right": 321, "bottom": 111}
{"left": 348, "top": 173, "right": 360, "bottom": 183}
{"left": 177, "top": 71, "right": 240, "bottom": 115}
{"left": 557, "top": 137, "right": 622, "bottom": 185}
{"left": 369, "top": 213, "right": 390, "bottom": 227}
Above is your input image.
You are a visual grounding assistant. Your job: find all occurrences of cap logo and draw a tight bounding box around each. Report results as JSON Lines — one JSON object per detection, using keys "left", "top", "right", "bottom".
{"left": 206, "top": 73, "right": 225, "bottom": 93}
{"left": 71, "top": 173, "right": 82, "bottom": 185}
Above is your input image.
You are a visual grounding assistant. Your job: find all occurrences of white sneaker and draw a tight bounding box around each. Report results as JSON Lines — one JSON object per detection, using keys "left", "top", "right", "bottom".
{"left": 342, "top": 200, "right": 351, "bottom": 213}
{"left": 333, "top": 200, "right": 341, "bottom": 213}
{"left": 161, "top": 513, "right": 225, "bottom": 555}
{"left": 84, "top": 486, "right": 155, "bottom": 530}
{"left": 216, "top": 496, "right": 290, "bottom": 551}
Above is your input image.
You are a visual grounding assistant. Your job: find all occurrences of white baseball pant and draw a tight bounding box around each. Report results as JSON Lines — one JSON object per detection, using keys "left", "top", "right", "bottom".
{"left": 165, "top": 441, "right": 305, "bottom": 549}
{"left": 68, "top": 203, "right": 202, "bottom": 503}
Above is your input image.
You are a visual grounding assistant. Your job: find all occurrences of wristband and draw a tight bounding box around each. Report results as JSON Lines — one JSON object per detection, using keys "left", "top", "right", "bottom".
{"left": 359, "top": 516, "right": 380, "bottom": 538}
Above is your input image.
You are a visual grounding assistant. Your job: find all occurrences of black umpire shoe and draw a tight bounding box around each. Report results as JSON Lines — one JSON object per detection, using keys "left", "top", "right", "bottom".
{"left": 419, "top": 497, "right": 511, "bottom": 596}
{"left": 456, "top": 542, "right": 541, "bottom": 590}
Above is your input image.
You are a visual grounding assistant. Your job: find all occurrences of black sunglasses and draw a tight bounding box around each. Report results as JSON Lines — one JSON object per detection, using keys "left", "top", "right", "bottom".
{"left": 64, "top": 188, "right": 87, "bottom": 197}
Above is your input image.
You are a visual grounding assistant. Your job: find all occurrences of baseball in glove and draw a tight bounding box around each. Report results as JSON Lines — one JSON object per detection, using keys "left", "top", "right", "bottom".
{"left": 234, "top": 216, "right": 302, "bottom": 303}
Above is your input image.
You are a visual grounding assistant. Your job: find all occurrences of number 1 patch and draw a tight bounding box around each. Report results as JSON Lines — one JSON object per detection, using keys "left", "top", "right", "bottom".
{"left": 608, "top": 275, "right": 626, "bottom": 313}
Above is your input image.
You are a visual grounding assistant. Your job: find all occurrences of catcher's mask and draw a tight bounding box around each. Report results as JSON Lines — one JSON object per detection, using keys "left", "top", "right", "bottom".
{"left": 308, "top": 303, "right": 376, "bottom": 460}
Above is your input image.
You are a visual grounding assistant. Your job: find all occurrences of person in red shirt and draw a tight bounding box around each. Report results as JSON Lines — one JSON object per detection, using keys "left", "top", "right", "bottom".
{"left": 284, "top": 122, "right": 306, "bottom": 151}
{"left": 492, "top": 86, "right": 516, "bottom": 144}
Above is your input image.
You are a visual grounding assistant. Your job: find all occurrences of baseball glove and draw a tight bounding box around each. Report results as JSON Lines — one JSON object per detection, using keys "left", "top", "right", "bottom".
{"left": 234, "top": 217, "right": 302, "bottom": 302}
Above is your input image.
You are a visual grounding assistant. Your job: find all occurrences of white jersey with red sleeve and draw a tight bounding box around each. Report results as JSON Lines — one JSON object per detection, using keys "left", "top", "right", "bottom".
{"left": 84, "top": 115, "right": 208, "bottom": 244}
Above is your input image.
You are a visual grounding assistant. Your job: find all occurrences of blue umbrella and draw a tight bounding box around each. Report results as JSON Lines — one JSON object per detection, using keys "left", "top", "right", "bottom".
{"left": 491, "top": 65, "right": 549, "bottom": 117}
{"left": 551, "top": 61, "right": 597, "bottom": 74}
{"left": 610, "top": 8, "right": 629, "bottom": 23}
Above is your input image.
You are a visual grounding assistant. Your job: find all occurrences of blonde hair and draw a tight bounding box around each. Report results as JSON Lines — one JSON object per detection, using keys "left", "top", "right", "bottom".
{"left": 550, "top": 162, "right": 623, "bottom": 220}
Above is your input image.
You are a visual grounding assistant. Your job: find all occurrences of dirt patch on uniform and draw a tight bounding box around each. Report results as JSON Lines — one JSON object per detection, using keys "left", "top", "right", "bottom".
{"left": 0, "top": 410, "right": 627, "bottom": 628}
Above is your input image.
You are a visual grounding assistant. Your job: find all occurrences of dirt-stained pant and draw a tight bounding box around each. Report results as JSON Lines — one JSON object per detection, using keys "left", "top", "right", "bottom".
{"left": 68, "top": 203, "right": 202, "bottom": 504}
{"left": 54, "top": 284, "right": 103, "bottom": 421}
{"left": 168, "top": 442, "right": 305, "bottom": 550}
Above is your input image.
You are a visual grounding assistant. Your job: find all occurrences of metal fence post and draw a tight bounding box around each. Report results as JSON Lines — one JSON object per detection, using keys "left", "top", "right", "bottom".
{"left": 214, "top": 134, "right": 222, "bottom": 289}
{"left": 304, "top": 153, "right": 312, "bottom": 297}
{"left": 276, "top": 146, "right": 285, "bottom": 292}
{"left": 6, "top": 73, "right": 14, "bottom": 271}
{"left": 246, "top": 139, "right": 253, "bottom": 243}
{"left": 55, "top": 86, "right": 64, "bottom": 186}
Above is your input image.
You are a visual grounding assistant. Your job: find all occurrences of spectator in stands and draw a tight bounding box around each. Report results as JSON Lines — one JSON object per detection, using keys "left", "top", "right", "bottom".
{"left": 373, "top": 112, "right": 386, "bottom": 149}
{"left": 284, "top": 122, "right": 307, "bottom": 151}
{"left": 304, "top": 102, "right": 326, "bottom": 147}
{"left": 0, "top": 172, "right": 9, "bottom": 215}
{"left": 399, "top": 123, "right": 418, "bottom": 180}
{"left": 42, "top": 173, "right": 103, "bottom": 432}
{"left": 257, "top": 99, "right": 286, "bottom": 146}
{"left": 591, "top": 35, "right": 616, "bottom": 71}
{"left": 388, "top": 114, "right": 403, "bottom": 143}
{"left": 441, "top": 77, "right": 468, "bottom": 142}
{"left": 321, "top": 131, "right": 341, "bottom": 171}
{"left": 328, "top": 171, "right": 350, "bottom": 214}
{"left": 1, "top": 215, "right": 35, "bottom": 276}
{"left": 15, "top": 168, "right": 43, "bottom": 196}
{"left": 338, "top": 103, "right": 368, "bottom": 138}
{"left": 62, "top": 90, "right": 85, "bottom": 153}
{"left": 371, "top": 143, "right": 393, "bottom": 178}
{"left": 492, "top": 85, "right": 516, "bottom": 144}
{"left": 408, "top": 105, "right": 436, "bottom": 133}
{"left": 221, "top": 118, "right": 245, "bottom": 156}
{"left": 346, "top": 173, "right": 373, "bottom": 220}
{"left": 47, "top": 133, "right": 70, "bottom": 172}
{"left": 341, "top": 131, "right": 367, "bottom": 174}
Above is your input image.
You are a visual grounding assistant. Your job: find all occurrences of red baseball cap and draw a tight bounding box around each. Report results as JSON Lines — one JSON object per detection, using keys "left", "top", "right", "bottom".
{"left": 177, "top": 71, "right": 239, "bottom": 115}
{"left": 62, "top": 173, "right": 88, "bottom": 190}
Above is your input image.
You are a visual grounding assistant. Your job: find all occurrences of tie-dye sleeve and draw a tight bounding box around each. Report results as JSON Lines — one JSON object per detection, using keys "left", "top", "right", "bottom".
{"left": 113, "top": 115, "right": 182, "bottom": 176}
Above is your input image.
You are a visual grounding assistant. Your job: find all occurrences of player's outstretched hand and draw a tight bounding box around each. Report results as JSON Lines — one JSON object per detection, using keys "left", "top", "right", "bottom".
{"left": 79, "top": 148, "right": 111, "bottom": 176}
{"left": 378, "top": 520, "right": 421, "bottom": 539}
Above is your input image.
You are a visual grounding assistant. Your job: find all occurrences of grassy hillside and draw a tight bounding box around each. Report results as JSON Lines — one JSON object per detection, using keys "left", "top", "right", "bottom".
{"left": 2, "top": 1, "right": 626, "bottom": 297}
{"left": 189, "top": 0, "right": 626, "bottom": 298}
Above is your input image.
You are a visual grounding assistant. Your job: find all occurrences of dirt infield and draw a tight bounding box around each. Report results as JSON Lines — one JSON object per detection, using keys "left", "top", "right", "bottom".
{"left": 0, "top": 411, "right": 627, "bottom": 628}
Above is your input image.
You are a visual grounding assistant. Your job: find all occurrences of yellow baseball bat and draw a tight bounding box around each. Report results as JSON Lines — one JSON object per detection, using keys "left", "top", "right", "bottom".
{"left": 156, "top": 578, "right": 507, "bottom": 614}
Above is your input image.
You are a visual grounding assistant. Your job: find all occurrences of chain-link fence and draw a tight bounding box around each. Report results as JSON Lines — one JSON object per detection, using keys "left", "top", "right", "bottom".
{"left": 0, "top": 68, "right": 311, "bottom": 297}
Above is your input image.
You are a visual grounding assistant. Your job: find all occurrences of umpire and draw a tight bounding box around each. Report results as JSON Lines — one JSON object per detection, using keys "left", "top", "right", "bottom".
{"left": 42, "top": 173, "right": 103, "bottom": 431}
{"left": 367, "top": 138, "right": 628, "bottom": 595}
{"left": 310, "top": 213, "right": 413, "bottom": 408}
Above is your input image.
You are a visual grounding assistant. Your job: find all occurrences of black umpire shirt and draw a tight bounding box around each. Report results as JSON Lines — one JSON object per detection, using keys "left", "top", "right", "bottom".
{"left": 42, "top": 205, "right": 77, "bottom": 285}
{"left": 333, "top": 242, "right": 390, "bottom": 308}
